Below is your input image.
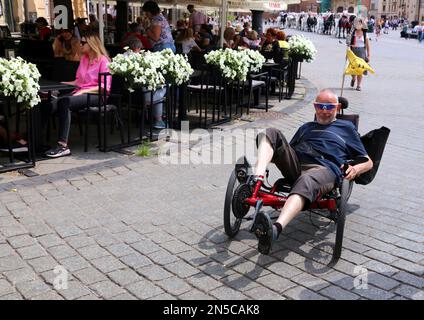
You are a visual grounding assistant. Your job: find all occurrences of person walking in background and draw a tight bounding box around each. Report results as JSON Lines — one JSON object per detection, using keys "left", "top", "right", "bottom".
{"left": 349, "top": 18, "right": 371, "bottom": 91}
{"left": 367, "top": 16, "right": 375, "bottom": 38}
{"left": 187, "top": 4, "right": 207, "bottom": 33}
{"left": 383, "top": 20, "right": 389, "bottom": 34}
{"left": 420, "top": 22, "right": 424, "bottom": 43}
{"left": 401, "top": 22, "right": 409, "bottom": 39}
{"left": 142, "top": 1, "right": 176, "bottom": 52}
{"left": 414, "top": 22, "right": 424, "bottom": 43}
{"left": 375, "top": 19, "right": 382, "bottom": 41}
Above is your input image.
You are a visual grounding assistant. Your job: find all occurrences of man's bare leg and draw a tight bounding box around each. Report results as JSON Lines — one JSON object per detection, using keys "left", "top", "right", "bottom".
{"left": 255, "top": 134, "right": 305, "bottom": 228}
{"left": 255, "top": 135, "right": 274, "bottom": 177}
{"left": 253, "top": 134, "right": 307, "bottom": 254}
{"left": 276, "top": 194, "right": 306, "bottom": 229}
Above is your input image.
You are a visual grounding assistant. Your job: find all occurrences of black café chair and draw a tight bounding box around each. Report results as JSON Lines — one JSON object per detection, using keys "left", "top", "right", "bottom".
{"left": 81, "top": 73, "right": 125, "bottom": 152}
{"left": 267, "top": 48, "right": 290, "bottom": 102}
{"left": 175, "top": 43, "right": 183, "bottom": 54}
{"left": 247, "top": 71, "right": 271, "bottom": 113}
{"left": 51, "top": 58, "right": 80, "bottom": 82}
{"left": 186, "top": 65, "right": 229, "bottom": 128}
{"left": 0, "top": 25, "right": 12, "bottom": 38}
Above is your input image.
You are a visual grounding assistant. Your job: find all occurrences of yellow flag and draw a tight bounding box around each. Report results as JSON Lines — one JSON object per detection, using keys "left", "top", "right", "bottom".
{"left": 344, "top": 49, "right": 375, "bottom": 76}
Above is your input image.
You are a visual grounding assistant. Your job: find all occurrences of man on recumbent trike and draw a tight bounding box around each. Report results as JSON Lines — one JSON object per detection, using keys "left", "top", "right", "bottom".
{"left": 251, "top": 89, "right": 373, "bottom": 254}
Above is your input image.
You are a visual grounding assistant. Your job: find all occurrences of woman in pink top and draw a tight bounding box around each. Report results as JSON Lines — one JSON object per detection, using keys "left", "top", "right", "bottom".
{"left": 46, "top": 32, "right": 112, "bottom": 158}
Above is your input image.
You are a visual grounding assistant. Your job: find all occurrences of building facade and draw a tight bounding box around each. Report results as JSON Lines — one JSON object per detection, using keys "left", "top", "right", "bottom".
{"left": 287, "top": 0, "right": 372, "bottom": 14}
{"left": 331, "top": 0, "right": 371, "bottom": 15}
{"left": 376, "top": 0, "right": 423, "bottom": 20}
{"left": 287, "top": 0, "right": 320, "bottom": 12}
{"left": 286, "top": 0, "right": 423, "bottom": 20}
{"left": 369, "top": 0, "right": 378, "bottom": 17}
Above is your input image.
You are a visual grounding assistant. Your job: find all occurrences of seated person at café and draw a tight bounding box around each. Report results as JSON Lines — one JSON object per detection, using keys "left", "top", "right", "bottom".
{"left": 35, "top": 17, "right": 52, "bottom": 41}
{"left": 175, "top": 28, "right": 201, "bottom": 54}
{"left": 45, "top": 32, "right": 111, "bottom": 158}
{"left": 239, "top": 22, "right": 252, "bottom": 38}
{"left": 74, "top": 17, "right": 90, "bottom": 40}
{"left": 88, "top": 14, "right": 100, "bottom": 34}
{"left": 172, "top": 20, "right": 187, "bottom": 40}
{"left": 122, "top": 22, "right": 152, "bottom": 50}
{"left": 242, "top": 30, "right": 260, "bottom": 50}
{"left": 52, "top": 28, "right": 81, "bottom": 61}
{"left": 195, "top": 24, "right": 214, "bottom": 50}
{"left": 260, "top": 28, "right": 279, "bottom": 60}
{"left": 276, "top": 30, "right": 289, "bottom": 50}
{"left": 0, "top": 123, "right": 28, "bottom": 153}
{"left": 224, "top": 27, "right": 236, "bottom": 49}
{"left": 223, "top": 27, "right": 236, "bottom": 49}
{"left": 274, "top": 30, "right": 290, "bottom": 64}
{"left": 124, "top": 38, "right": 144, "bottom": 54}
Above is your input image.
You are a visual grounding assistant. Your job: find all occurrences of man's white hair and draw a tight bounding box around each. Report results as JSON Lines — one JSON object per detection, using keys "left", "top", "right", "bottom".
{"left": 318, "top": 88, "right": 339, "bottom": 102}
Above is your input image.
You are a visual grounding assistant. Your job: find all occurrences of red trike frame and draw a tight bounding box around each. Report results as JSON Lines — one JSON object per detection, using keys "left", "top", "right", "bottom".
{"left": 244, "top": 179, "right": 338, "bottom": 212}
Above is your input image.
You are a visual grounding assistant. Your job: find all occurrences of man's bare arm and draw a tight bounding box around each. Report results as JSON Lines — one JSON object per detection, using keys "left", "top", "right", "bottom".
{"left": 344, "top": 157, "right": 373, "bottom": 181}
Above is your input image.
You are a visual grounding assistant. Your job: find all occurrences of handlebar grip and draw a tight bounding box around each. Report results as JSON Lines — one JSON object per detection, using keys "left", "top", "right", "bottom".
{"left": 343, "top": 163, "right": 350, "bottom": 175}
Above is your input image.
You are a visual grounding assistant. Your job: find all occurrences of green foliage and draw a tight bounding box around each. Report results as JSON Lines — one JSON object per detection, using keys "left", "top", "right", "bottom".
{"left": 135, "top": 141, "right": 157, "bottom": 157}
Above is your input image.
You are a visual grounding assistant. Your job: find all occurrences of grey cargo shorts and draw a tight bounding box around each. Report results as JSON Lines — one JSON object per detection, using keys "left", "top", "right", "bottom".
{"left": 256, "top": 128, "right": 337, "bottom": 206}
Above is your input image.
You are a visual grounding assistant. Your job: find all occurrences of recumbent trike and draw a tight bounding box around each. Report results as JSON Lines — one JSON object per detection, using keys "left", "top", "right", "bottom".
{"left": 223, "top": 98, "right": 390, "bottom": 263}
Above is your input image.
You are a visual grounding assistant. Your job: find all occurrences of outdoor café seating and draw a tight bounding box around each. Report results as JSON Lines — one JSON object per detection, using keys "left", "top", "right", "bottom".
{"left": 0, "top": 12, "right": 304, "bottom": 175}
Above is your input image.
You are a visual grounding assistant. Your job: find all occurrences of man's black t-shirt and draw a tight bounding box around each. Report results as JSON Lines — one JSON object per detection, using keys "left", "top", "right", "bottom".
{"left": 290, "top": 119, "right": 368, "bottom": 181}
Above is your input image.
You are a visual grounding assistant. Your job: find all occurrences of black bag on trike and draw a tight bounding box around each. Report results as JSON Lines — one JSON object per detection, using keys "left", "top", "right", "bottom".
{"left": 355, "top": 126, "right": 391, "bottom": 185}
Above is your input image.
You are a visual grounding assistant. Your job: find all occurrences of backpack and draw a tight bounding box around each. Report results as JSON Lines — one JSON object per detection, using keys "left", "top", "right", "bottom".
{"left": 355, "top": 126, "right": 391, "bottom": 185}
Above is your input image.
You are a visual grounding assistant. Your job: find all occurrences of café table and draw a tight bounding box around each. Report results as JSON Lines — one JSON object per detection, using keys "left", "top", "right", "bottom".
{"left": 39, "top": 79, "right": 78, "bottom": 92}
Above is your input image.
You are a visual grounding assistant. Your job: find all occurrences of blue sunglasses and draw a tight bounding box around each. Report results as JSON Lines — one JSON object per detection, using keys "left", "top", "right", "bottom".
{"left": 313, "top": 102, "right": 339, "bottom": 111}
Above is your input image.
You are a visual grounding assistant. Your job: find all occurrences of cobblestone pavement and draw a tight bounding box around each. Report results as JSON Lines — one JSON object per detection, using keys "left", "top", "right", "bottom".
{"left": 0, "top": 30, "right": 423, "bottom": 300}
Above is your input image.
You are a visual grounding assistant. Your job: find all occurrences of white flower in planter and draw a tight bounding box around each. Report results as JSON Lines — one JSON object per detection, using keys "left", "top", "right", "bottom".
{"left": 288, "top": 35, "right": 317, "bottom": 63}
{"left": 205, "top": 48, "right": 265, "bottom": 82}
{"left": 109, "top": 49, "right": 193, "bottom": 91}
{"left": 0, "top": 57, "right": 41, "bottom": 108}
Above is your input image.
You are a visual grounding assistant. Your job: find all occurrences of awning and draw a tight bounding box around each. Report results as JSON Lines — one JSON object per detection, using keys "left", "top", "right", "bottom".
{"left": 90, "top": 0, "right": 298, "bottom": 12}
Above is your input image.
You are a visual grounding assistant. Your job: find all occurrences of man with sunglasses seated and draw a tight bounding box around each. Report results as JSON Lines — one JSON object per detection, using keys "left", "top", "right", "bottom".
{"left": 252, "top": 88, "right": 373, "bottom": 254}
